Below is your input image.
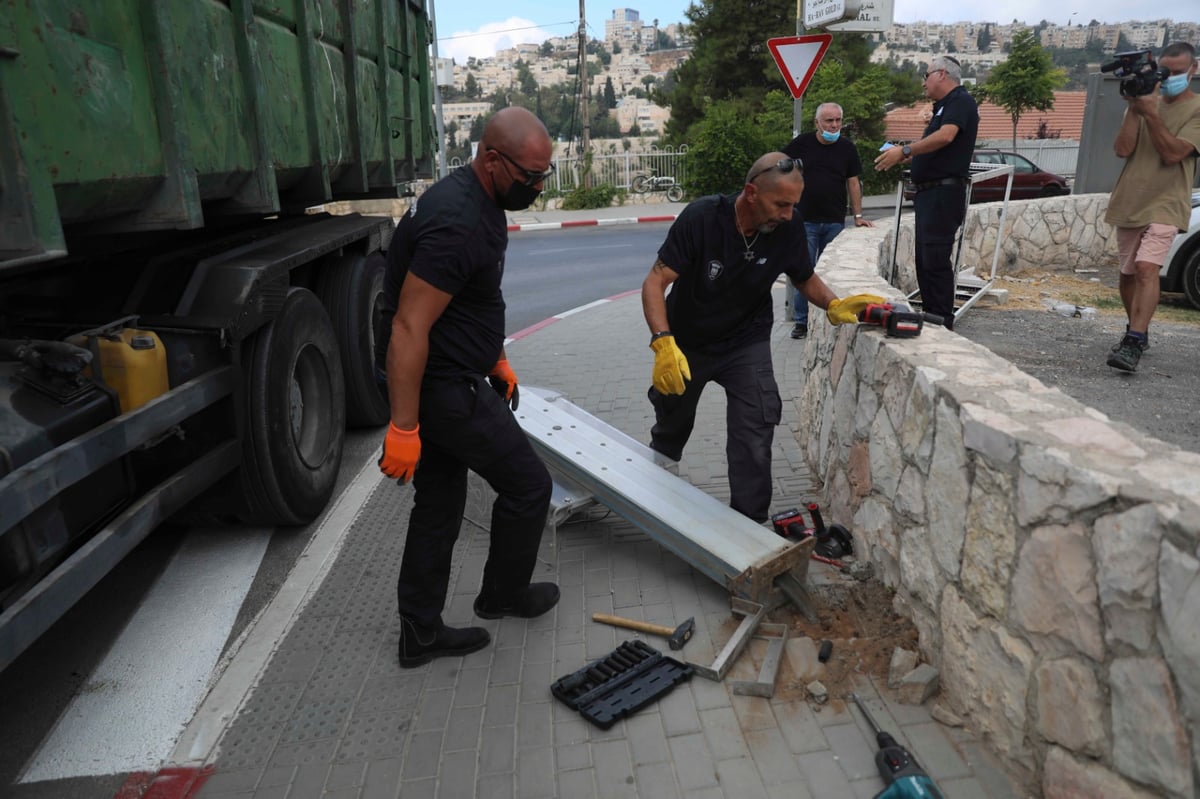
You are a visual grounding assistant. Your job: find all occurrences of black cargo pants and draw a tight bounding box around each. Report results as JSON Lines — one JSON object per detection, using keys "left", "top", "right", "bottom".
{"left": 647, "top": 339, "right": 781, "bottom": 523}
{"left": 913, "top": 183, "right": 967, "bottom": 328}
{"left": 394, "top": 375, "right": 551, "bottom": 628}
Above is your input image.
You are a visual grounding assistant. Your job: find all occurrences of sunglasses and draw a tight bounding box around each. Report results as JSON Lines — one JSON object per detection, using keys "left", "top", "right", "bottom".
{"left": 488, "top": 147, "right": 555, "bottom": 187}
{"left": 748, "top": 157, "right": 804, "bottom": 184}
{"left": 923, "top": 69, "right": 945, "bottom": 80}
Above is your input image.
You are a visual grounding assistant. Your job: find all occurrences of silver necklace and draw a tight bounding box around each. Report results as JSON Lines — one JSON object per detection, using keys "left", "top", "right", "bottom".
{"left": 736, "top": 207, "right": 760, "bottom": 261}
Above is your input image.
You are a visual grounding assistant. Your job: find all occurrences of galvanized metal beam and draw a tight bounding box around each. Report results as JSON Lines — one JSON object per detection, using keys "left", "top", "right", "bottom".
{"left": 516, "top": 386, "right": 812, "bottom": 605}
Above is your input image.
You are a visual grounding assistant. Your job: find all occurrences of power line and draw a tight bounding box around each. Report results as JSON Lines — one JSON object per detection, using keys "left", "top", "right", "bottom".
{"left": 437, "top": 20, "right": 577, "bottom": 44}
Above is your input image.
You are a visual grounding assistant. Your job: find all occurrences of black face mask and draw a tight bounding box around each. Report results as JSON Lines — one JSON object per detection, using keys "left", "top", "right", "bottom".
{"left": 495, "top": 180, "right": 542, "bottom": 211}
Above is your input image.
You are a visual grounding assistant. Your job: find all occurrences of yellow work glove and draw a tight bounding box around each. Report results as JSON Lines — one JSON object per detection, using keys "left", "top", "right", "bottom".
{"left": 827, "top": 294, "right": 887, "bottom": 325}
{"left": 649, "top": 333, "right": 691, "bottom": 395}
{"left": 379, "top": 422, "right": 421, "bottom": 483}
{"left": 487, "top": 358, "right": 520, "bottom": 410}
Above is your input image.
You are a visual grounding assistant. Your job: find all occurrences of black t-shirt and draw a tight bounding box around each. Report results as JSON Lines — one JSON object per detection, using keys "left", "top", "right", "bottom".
{"left": 657, "top": 193, "right": 813, "bottom": 353}
{"left": 910, "top": 84, "right": 979, "bottom": 182}
{"left": 783, "top": 133, "right": 862, "bottom": 223}
{"left": 377, "top": 167, "right": 508, "bottom": 379}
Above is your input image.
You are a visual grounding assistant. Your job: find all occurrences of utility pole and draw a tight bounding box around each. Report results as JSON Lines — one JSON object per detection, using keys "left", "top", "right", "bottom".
{"left": 428, "top": 0, "right": 448, "bottom": 179}
{"left": 577, "top": 0, "right": 590, "bottom": 186}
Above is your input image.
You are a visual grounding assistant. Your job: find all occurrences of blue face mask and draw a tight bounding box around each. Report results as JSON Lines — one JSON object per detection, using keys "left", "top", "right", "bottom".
{"left": 820, "top": 129, "right": 841, "bottom": 143}
{"left": 1161, "top": 72, "right": 1190, "bottom": 97}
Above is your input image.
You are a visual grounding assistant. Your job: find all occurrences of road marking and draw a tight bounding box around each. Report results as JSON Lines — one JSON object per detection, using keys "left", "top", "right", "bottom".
{"left": 20, "top": 528, "right": 271, "bottom": 781}
{"left": 166, "top": 457, "right": 383, "bottom": 767}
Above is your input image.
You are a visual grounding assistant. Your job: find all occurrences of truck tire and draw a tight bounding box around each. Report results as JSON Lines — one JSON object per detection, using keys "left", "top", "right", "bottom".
{"left": 238, "top": 288, "right": 346, "bottom": 526}
{"left": 315, "top": 250, "right": 390, "bottom": 427}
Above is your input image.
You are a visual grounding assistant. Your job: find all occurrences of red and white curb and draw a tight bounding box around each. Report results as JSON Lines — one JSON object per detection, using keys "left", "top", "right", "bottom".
{"left": 507, "top": 214, "right": 677, "bottom": 232}
{"left": 505, "top": 289, "right": 642, "bottom": 344}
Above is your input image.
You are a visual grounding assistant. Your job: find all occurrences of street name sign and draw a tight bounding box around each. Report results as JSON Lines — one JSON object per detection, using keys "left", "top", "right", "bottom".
{"left": 803, "top": 0, "right": 863, "bottom": 28}
{"left": 828, "top": 0, "right": 894, "bottom": 32}
{"left": 767, "top": 34, "right": 833, "bottom": 99}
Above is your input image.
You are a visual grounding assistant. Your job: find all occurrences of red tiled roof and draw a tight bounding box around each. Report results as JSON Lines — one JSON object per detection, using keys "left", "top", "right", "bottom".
{"left": 884, "top": 90, "right": 1086, "bottom": 143}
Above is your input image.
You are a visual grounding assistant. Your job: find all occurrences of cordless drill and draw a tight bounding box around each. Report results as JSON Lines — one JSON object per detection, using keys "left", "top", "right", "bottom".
{"left": 858, "top": 302, "right": 944, "bottom": 338}
{"left": 851, "top": 693, "right": 947, "bottom": 799}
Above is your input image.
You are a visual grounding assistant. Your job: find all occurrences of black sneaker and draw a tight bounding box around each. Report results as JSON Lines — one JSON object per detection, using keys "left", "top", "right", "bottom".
{"left": 474, "top": 582, "right": 560, "bottom": 619}
{"left": 790, "top": 323, "right": 808, "bottom": 339}
{"left": 1106, "top": 335, "right": 1143, "bottom": 372}
{"left": 398, "top": 617, "right": 490, "bottom": 668}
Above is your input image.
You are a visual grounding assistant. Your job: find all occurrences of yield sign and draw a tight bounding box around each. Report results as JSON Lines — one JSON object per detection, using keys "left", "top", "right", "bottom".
{"left": 767, "top": 34, "right": 833, "bottom": 98}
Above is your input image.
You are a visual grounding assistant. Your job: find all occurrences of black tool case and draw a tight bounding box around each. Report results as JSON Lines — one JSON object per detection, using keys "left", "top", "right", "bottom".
{"left": 551, "top": 639, "right": 693, "bottom": 729}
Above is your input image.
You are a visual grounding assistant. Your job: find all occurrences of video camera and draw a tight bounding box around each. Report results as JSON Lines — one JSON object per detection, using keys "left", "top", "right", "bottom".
{"left": 1100, "top": 49, "right": 1169, "bottom": 98}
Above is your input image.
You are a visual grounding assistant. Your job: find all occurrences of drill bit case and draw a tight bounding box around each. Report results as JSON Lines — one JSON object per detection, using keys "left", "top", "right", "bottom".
{"left": 551, "top": 639, "right": 693, "bottom": 729}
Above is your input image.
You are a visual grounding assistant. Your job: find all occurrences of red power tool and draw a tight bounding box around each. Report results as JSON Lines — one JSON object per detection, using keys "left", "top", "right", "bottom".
{"left": 858, "top": 302, "right": 945, "bottom": 338}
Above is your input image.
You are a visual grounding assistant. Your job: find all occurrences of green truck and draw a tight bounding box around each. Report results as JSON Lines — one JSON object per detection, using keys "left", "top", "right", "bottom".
{"left": 0, "top": 0, "right": 437, "bottom": 670}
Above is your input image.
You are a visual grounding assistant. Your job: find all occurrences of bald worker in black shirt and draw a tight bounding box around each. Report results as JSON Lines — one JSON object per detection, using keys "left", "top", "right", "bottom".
{"left": 377, "top": 107, "right": 559, "bottom": 668}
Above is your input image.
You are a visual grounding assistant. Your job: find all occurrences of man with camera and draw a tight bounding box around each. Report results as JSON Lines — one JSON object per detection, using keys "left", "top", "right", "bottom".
{"left": 1104, "top": 42, "right": 1200, "bottom": 372}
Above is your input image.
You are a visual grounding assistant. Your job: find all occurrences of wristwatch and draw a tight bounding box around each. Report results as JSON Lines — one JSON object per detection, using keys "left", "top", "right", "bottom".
{"left": 854, "top": 214, "right": 863, "bottom": 219}
{"left": 901, "top": 145, "right": 912, "bottom": 158}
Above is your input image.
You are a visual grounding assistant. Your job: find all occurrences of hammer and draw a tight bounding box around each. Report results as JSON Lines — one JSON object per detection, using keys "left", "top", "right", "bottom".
{"left": 591, "top": 613, "right": 695, "bottom": 650}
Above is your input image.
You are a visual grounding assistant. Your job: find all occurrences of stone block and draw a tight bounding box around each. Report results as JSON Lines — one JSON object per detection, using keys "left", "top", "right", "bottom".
{"left": 895, "top": 664, "right": 939, "bottom": 706}
{"left": 1033, "top": 658, "right": 1105, "bottom": 756}
{"left": 887, "top": 647, "right": 919, "bottom": 689}
{"left": 1042, "top": 746, "right": 1161, "bottom": 799}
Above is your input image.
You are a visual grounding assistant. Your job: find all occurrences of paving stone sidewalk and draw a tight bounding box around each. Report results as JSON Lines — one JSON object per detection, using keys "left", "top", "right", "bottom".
{"left": 194, "top": 291, "right": 1021, "bottom": 799}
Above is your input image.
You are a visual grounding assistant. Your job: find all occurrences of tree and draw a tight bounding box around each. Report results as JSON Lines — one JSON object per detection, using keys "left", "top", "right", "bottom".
{"left": 977, "top": 25, "right": 993, "bottom": 52}
{"left": 661, "top": 0, "right": 794, "bottom": 142}
{"left": 464, "top": 72, "right": 480, "bottom": 99}
{"left": 515, "top": 59, "right": 538, "bottom": 96}
{"left": 539, "top": 41, "right": 554, "bottom": 58}
{"left": 977, "top": 28, "right": 1067, "bottom": 149}
{"left": 604, "top": 77, "right": 617, "bottom": 109}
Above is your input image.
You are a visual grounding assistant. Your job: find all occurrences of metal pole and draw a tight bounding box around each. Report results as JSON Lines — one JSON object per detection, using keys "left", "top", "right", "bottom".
{"left": 793, "top": 4, "right": 804, "bottom": 139}
{"left": 578, "top": 0, "right": 591, "bottom": 187}
{"left": 428, "top": 0, "right": 449, "bottom": 179}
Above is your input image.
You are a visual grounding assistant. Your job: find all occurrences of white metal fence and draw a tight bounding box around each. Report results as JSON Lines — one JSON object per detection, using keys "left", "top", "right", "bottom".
{"left": 446, "top": 146, "right": 691, "bottom": 193}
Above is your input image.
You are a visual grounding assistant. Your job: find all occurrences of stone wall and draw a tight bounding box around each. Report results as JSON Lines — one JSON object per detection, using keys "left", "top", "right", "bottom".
{"left": 887, "top": 194, "right": 1117, "bottom": 292}
{"left": 800, "top": 197, "right": 1200, "bottom": 799}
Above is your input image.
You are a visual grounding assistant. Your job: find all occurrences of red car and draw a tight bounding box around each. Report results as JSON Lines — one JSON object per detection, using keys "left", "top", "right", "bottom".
{"left": 903, "top": 150, "right": 1071, "bottom": 203}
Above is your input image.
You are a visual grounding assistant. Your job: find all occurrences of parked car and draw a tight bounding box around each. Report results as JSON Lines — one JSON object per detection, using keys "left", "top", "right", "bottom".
{"left": 902, "top": 150, "right": 1071, "bottom": 203}
{"left": 1159, "top": 190, "right": 1200, "bottom": 310}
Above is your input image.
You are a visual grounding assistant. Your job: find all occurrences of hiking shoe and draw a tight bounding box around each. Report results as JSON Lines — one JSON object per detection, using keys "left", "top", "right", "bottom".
{"left": 398, "top": 617, "right": 490, "bottom": 668}
{"left": 474, "top": 582, "right": 560, "bottom": 619}
{"left": 1110, "top": 328, "right": 1148, "bottom": 353}
{"left": 790, "top": 323, "right": 808, "bottom": 340}
{"left": 1106, "top": 335, "right": 1143, "bottom": 372}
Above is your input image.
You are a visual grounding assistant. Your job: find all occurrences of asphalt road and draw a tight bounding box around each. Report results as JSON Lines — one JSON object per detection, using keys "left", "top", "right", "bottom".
{"left": 954, "top": 304, "right": 1200, "bottom": 456}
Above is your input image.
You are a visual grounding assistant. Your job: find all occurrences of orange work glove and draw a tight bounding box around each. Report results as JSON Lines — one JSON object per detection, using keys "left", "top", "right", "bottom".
{"left": 487, "top": 358, "right": 520, "bottom": 410}
{"left": 379, "top": 422, "right": 420, "bottom": 483}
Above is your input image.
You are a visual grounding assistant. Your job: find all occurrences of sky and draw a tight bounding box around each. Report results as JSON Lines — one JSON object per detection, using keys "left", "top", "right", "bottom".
{"left": 429, "top": 0, "right": 1199, "bottom": 63}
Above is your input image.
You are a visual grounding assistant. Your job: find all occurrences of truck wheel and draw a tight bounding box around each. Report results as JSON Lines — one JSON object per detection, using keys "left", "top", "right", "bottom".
{"left": 315, "top": 251, "right": 390, "bottom": 427}
{"left": 1183, "top": 250, "right": 1200, "bottom": 310}
{"left": 238, "top": 288, "right": 346, "bottom": 526}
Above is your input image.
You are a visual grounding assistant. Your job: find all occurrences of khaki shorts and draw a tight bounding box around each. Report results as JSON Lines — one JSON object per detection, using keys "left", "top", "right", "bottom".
{"left": 1116, "top": 223, "right": 1177, "bottom": 275}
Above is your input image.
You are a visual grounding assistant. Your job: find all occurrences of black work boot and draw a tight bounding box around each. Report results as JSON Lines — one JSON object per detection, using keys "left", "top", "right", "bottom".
{"left": 474, "top": 582, "right": 560, "bottom": 620}
{"left": 398, "top": 617, "right": 490, "bottom": 668}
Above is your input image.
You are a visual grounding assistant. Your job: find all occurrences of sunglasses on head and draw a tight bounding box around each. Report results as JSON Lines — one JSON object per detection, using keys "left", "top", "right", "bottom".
{"left": 748, "top": 157, "right": 804, "bottom": 184}
{"left": 488, "top": 147, "right": 555, "bottom": 187}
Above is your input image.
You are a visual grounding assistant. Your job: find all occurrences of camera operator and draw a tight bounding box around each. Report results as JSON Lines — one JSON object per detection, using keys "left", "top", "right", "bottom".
{"left": 1104, "top": 42, "right": 1200, "bottom": 373}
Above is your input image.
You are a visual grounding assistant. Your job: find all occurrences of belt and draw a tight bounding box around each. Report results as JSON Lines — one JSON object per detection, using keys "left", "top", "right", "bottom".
{"left": 912, "top": 177, "right": 968, "bottom": 193}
